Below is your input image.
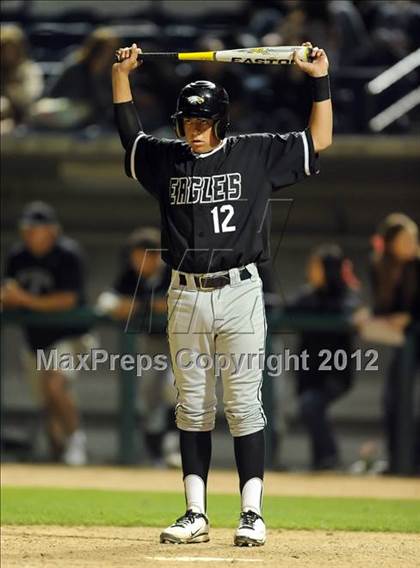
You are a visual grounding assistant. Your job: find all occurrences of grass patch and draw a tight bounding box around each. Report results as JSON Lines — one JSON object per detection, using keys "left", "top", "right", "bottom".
{"left": 2, "top": 487, "right": 419, "bottom": 533}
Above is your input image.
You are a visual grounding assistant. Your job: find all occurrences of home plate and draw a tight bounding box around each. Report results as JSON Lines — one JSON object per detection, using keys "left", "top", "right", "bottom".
{"left": 146, "top": 556, "right": 263, "bottom": 563}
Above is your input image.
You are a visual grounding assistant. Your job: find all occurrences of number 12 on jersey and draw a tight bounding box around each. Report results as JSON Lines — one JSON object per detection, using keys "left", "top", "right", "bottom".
{"left": 210, "top": 205, "right": 236, "bottom": 233}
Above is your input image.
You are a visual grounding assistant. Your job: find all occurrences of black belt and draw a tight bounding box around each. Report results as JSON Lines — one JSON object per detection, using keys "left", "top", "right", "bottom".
{"left": 178, "top": 267, "right": 252, "bottom": 290}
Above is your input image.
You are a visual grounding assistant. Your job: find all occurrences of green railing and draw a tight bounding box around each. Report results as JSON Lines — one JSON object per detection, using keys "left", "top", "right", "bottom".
{"left": 1, "top": 308, "right": 418, "bottom": 474}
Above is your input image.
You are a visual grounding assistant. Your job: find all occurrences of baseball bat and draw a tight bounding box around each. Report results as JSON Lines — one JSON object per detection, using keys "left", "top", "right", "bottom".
{"left": 116, "top": 46, "right": 312, "bottom": 65}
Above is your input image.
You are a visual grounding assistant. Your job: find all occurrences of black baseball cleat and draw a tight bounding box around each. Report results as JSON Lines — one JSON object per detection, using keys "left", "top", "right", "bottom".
{"left": 160, "top": 509, "right": 210, "bottom": 544}
{"left": 234, "top": 510, "right": 266, "bottom": 547}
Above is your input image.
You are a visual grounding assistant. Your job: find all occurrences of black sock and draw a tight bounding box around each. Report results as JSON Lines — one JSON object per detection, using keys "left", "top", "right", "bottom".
{"left": 180, "top": 430, "right": 212, "bottom": 484}
{"left": 234, "top": 429, "right": 265, "bottom": 492}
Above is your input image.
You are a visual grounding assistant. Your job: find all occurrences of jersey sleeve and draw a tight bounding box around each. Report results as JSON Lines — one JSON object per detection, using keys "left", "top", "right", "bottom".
{"left": 259, "top": 128, "right": 320, "bottom": 190}
{"left": 124, "top": 134, "right": 176, "bottom": 199}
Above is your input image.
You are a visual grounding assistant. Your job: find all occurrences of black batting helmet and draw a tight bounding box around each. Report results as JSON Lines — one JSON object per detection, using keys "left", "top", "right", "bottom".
{"left": 171, "top": 80, "right": 230, "bottom": 140}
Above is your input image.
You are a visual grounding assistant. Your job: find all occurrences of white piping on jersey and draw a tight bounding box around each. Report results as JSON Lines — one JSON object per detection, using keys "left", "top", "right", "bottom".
{"left": 191, "top": 138, "right": 227, "bottom": 158}
{"left": 130, "top": 132, "right": 147, "bottom": 180}
{"left": 300, "top": 130, "right": 311, "bottom": 176}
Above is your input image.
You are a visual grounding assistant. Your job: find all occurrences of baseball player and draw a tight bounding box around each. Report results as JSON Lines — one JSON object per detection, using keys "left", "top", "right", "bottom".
{"left": 1, "top": 202, "right": 89, "bottom": 465}
{"left": 112, "top": 41, "right": 332, "bottom": 546}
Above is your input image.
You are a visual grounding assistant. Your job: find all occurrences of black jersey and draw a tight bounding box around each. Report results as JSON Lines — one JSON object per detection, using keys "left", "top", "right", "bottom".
{"left": 4, "top": 236, "right": 88, "bottom": 351}
{"left": 112, "top": 262, "right": 171, "bottom": 333}
{"left": 113, "top": 263, "right": 171, "bottom": 299}
{"left": 125, "top": 129, "right": 319, "bottom": 273}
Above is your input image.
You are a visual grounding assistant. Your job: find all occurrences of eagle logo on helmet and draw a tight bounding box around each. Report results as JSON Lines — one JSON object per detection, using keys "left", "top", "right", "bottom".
{"left": 187, "top": 95, "right": 205, "bottom": 105}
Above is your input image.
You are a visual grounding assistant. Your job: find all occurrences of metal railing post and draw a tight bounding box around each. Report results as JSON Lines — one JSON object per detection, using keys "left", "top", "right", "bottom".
{"left": 117, "top": 329, "right": 139, "bottom": 464}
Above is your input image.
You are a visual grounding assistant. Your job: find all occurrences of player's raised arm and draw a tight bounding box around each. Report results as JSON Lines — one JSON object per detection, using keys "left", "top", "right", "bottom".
{"left": 294, "top": 42, "right": 332, "bottom": 152}
{"left": 112, "top": 43, "right": 143, "bottom": 149}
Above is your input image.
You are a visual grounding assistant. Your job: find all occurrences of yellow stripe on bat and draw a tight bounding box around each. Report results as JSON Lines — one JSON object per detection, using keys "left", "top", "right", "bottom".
{"left": 178, "top": 51, "right": 215, "bottom": 61}
{"left": 303, "top": 46, "right": 311, "bottom": 61}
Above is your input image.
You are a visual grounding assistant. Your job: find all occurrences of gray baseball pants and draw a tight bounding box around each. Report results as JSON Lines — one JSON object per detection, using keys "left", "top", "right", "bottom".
{"left": 167, "top": 262, "right": 267, "bottom": 437}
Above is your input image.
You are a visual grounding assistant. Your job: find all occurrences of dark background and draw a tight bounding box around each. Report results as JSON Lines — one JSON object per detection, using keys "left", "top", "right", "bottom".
{"left": 1, "top": 0, "right": 419, "bottom": 468}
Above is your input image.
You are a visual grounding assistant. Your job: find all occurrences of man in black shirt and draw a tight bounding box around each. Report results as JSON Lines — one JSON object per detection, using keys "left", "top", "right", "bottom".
{"left": 1, "top": 202, "right": 89, "bottom": 465}
{"left": 112, "top": 41, "right": 332, "bottom": 545}
{"left": 96, "top": 227, "right": 179, "bottom": 467}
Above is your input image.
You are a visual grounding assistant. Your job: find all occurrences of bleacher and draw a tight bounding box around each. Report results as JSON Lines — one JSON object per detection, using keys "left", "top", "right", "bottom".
{"left": 2, "top": 0, "right": 420, "bottom": 134}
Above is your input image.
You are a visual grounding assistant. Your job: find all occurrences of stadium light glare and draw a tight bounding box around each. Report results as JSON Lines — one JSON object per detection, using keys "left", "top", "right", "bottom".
{"left": 369, "top": 87, "right": 420, "bottom": 132}
{"left": 367, "top": 49, "right": 420, "bottom": 95}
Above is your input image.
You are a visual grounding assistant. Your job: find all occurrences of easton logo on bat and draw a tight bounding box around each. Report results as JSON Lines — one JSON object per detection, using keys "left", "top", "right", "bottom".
{"left": 230, "top": 57, "right": 292, "bottom": 64}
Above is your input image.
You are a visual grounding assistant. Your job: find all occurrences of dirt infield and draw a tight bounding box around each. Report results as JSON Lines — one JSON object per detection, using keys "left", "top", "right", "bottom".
{"left": 2, "top": 464, "right": 420, "bottom": 499}
{"left": 2, "top": 525, "right": 420, "bottom": 568}
{"left": 2, "top": 465, "right": 420, "bottom": 568}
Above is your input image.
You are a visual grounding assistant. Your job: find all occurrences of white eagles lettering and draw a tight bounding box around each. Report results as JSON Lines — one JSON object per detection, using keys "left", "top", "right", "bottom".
{"left": 169, "top": 178, "right": 179, "bottom": 204}
{"left": 169, "top": 173, "right": 242, "bottom": 205}
{"left": 177, "top": 177, "right": 189, "bottom": 204}
{"left": 190, "top": 177, "right": 203, "bottom": 203}
{"left": 213, "top": 175, "right": 227, "bottom": 202}
{"left": 202, "top": 177, "right": 213, "bottom": 203}
{"left": 227, "top": 173, "right": 241, "bottom": 200}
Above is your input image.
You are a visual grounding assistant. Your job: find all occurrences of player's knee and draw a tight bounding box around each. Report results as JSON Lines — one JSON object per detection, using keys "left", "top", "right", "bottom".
{"left": 175, "top": 404, "right": 216, "bottom": 432}
{"left": 224, "top": 404, "right": 266, "bottom": 437}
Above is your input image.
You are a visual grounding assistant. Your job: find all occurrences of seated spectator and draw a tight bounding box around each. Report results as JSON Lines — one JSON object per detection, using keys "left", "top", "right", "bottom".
{"left": 0, "top": 24, "right": 44, "bottom": 134}
{"left": 32, "top": 27, "right": 118, "bottom": 130}
{"left": 369, "top": 213, "right": 420, "bottom": 474}
{"left": 328, "top": 0, "right": 370, "bottom": 66}
{"left": 1, "top": 202, "right": 90, "bottom": 465}
{"left": 96, "top": 228, "right": 180, "bottom": 468}
{"left": 285, "top": 244, "right": 361, "bottom": 470}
